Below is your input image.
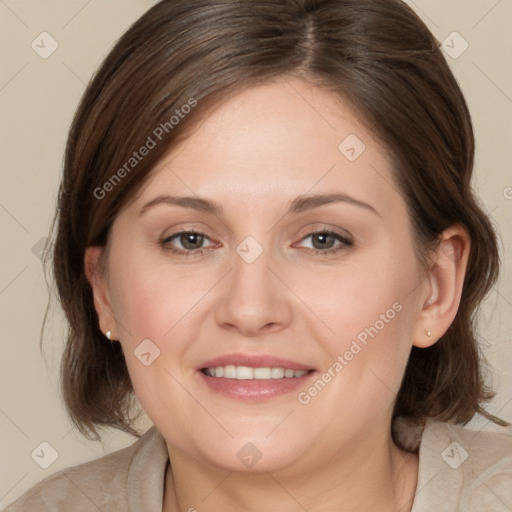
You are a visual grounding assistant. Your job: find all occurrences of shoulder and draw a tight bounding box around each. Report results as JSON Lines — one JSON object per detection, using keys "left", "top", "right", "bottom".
{"left": 3, "top": 426, "right": 167, "bottom": 512}
{"left": 412, "top": 420, "right": 512, "bottom": 512}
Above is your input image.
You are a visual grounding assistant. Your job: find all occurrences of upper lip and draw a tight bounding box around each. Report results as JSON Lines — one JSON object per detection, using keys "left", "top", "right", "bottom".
{"left": 198, "top": 353, "right": 314, "bottom": 371}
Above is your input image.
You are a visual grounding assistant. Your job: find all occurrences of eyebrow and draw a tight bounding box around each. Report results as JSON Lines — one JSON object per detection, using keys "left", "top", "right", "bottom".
{"left": 139, "top": 192, "right": 379, "bottom": 217}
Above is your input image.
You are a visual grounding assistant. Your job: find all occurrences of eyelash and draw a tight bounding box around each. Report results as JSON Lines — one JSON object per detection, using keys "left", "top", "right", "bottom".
{"left": 159, "top": 229, "right": 353, "bottom": 257}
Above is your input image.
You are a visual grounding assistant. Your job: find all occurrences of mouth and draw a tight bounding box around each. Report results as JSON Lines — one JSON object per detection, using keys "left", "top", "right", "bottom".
{"left": 201, "top": 366, "right": 312, "bottom": 379}
{"left": 197, "top": 354, "right": 316, "bottom": 400}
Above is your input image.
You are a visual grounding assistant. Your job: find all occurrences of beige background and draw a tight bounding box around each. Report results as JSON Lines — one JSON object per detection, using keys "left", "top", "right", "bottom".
{"left": 0, "top": 0, "right": 511, "bottom": 507}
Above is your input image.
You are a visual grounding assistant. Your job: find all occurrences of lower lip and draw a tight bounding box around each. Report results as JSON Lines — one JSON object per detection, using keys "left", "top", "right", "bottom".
{"left": 198, "top": 370, "right": 316, "bottom": 400}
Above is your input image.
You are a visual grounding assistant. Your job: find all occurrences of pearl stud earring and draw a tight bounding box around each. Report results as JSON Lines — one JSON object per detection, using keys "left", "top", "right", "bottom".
{"left": 105, "top": 331, "right": 112, "bottom": 340}
{"left": 426, "top": 330, "right": 431, "bottom": 338}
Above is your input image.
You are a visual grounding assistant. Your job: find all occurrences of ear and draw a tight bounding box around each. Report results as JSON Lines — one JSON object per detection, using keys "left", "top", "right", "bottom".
{"left": 84, "top": 246, "right": 117, "bottom": 339}
{"left": 412, "top": 225, "right": 470, "bottom": 348}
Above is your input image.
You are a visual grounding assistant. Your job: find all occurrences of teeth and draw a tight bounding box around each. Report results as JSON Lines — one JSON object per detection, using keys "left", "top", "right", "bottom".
{"left": 271, "top": 367, "right": 284, "bottom": 378}
{"left": 205, "top": 365, "right": 308, "bottom": 379}
{"left": 253, "top": 367, "right": 271, "bottom": 379}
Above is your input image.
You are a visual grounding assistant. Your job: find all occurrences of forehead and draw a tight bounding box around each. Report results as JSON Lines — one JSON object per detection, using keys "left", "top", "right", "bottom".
{"left": 130, "top": 77, "right": 402, "bottom": 217}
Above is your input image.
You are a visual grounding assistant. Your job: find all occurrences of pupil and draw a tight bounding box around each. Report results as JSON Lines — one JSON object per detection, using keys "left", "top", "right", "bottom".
{"left": 181, "top": 233, "right": 203, "bottom": 250}
{"left": 313, "top": 233, "right": 334, "bottom": 250}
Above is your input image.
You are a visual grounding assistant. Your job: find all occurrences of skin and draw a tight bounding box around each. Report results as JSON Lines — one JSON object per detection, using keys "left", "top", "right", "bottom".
{"left": 86, "top": 76, "right": 470, "bottom": 511}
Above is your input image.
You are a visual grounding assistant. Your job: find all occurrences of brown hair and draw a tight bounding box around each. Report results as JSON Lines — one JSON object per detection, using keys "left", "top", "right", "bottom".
{"left": 46, "top": 0, "right": 506, "bottom": 441}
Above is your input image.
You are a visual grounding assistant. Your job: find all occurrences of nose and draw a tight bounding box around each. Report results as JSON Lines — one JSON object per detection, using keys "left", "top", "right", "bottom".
{"left": 214, "top": 247, "right": 293, "bottom": 337}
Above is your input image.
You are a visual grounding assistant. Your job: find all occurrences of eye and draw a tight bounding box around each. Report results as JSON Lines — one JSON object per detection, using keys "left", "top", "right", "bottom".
{"left": 159, "top": 229, "right": 353, "bottom": 257}
{"left": 295, "top": 230, "right": 353, "bottom": 255}
{"left": 160, "top": 230, "right": 218, "bottom": 255}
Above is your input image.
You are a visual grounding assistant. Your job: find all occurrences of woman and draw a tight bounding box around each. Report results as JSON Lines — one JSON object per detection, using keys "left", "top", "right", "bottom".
{"left": 6, "top": 0, "right": 511, "bottom": 510}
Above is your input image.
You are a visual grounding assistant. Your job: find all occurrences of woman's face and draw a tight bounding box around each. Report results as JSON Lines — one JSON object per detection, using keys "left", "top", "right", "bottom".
{"left": 94, "top": 77, "right": 430, "bottom": 473}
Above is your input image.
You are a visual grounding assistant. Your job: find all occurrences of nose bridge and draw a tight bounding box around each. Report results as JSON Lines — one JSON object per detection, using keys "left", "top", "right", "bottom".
{"left": 214, "top": 236, "right": 292, "bottom": 335}
{"left": 232, "top": 244, "right": 271, "bottom": 294}
{"left": 230, "top": 239, "right": 278, "bottom": 309}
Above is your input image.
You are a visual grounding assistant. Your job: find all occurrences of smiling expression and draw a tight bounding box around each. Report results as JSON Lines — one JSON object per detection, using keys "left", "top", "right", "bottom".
{"left": 91, "top": 76, "right": 430, "bottom": 473}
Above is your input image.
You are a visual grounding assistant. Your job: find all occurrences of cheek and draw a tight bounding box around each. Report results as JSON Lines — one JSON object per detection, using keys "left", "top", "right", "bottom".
{"left": 297, "top": 247, "right": 418, "bottom": 341}
{"left": 106, "top": 253, "right": 204, "bottom": 428}
{"left": 108, "top": 249, "right": 207, "bottom": 344}
{"left": 297, "top": 244, "right": 420, "bottom": 394}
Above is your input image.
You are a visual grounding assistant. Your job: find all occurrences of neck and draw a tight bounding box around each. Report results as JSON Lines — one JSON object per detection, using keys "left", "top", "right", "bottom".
{"left": 163, "top": 425, "right": 418, "bottom": 512}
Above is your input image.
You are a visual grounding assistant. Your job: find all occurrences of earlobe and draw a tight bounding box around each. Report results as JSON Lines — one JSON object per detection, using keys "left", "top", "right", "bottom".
{"left": 413, "top": 226, "right": 470, "bottom": 348}
{"left": 84, "top": 246, "right": 116, "bottom": 338}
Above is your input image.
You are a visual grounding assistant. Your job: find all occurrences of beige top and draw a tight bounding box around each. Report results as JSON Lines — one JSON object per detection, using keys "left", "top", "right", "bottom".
{"left": 4, "top": 419, "right": 512, "bottom": 511}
